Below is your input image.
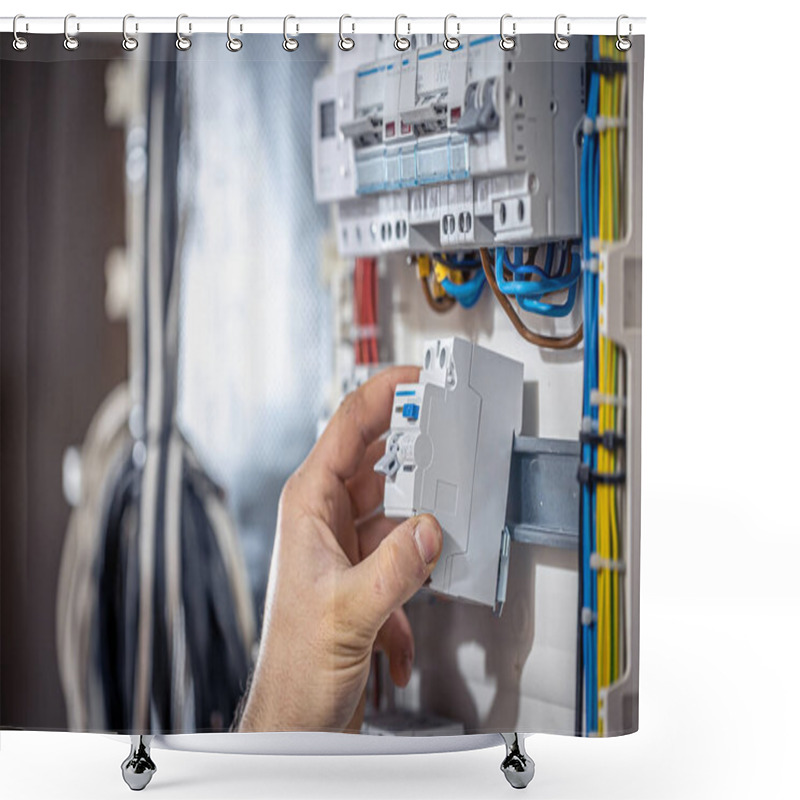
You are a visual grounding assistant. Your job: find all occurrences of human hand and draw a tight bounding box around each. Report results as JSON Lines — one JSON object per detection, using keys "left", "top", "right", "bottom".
{"left": 237, "top": 367, "right": 443, "bottom": 733}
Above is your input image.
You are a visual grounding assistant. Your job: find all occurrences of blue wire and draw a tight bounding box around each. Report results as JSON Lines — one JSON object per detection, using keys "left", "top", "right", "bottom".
{"left": 503, "top": 250, "right": 550, "bottom": 280}
{"left": 495, "top": 248, "right": 579, "bottom": 297}
{"left": 506, "top": 265, "right": 544, "bottom": 277}
{"left": 440, "top": 269, "right": 486, "bottom": 308}
{"left": 455, "top": 281, "right": 485, "bottom": 309}
{"left": 494, "top": 247, "right": 580, "bottom": 319}
{"left": 579, "top": 108, "right": 591, "bottom": 735}
{"left": 580, "top": 268, "right": 597, "bottom": 733}
{"left": 516, "top": 249, "right": 581, "bottom": 317}
{"left": 587, "top": 274, "right": 598, "bottom": 731}
{"left": 586, "top": 62, "right": 600, "bottom": 732}
{"left": 578, "top": 36, "right": 602, "bottom": 734}
{"left": 440, "top": 269, "right": 485, "bottom": 299}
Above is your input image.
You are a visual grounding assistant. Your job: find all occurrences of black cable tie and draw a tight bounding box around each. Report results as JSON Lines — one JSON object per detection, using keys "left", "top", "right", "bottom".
{"left": 577, "top": 463, "right": 626, "bottom": 486}
{"left": 592, "top": 59, "right": 628, "bottom": 77}
{"left": 579, "top": 430, "right": 626, "bottom": 450}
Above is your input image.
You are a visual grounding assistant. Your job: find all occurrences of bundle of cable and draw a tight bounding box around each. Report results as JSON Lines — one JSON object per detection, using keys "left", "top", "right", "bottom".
{"left": 55, "top": 49, "right": 254, "bottom": 734}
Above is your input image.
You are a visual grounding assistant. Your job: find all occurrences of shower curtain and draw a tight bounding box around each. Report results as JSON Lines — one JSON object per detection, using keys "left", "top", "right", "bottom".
{"left": 0, "top": 23, "right": 643, "bottom": 745}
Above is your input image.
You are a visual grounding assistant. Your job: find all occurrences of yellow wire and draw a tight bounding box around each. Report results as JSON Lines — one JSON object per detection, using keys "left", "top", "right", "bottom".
{"left": 596, "top": 38, "right": 605, "bottom": 734}
{"left": 602, "top": 38, "right": 613, "bottom": 243}
{"left": 598, "top": 335, "right": 606, "bottom": 691}
{"left": 602, "top": 340, "right": 612, "bottom": 693}
{"left": 608, "top": 58, "right": 619, "bottom": 240}
{"left": 610, "top": 44, "right": 621, "bottom": 684}
{"left": 610, "top": 342, "right": 619, "bottom": 682}
{"left": 433, "top": 260, "right": 463, "bottom": 286}
{"left": 607, "top": 45, "right": 616, "bottom": 689}
{"left": 596, "top": 37, "right": 630, "bottom": 730}
{"left": 611, "top": 42, "right": 621, "bottom": 240}
{"left": 596, "top": 39, "right": 606, "bottom": 724}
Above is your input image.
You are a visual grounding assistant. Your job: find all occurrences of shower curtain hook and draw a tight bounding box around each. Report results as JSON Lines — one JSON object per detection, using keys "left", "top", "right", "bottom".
{"left": 63, "top": 13, "right": 79, "bottom": 51}
{"left": 227, "top": 15, "right": 243, "bottom": 51}
{"left": 122, "top": 15, "right": 139, "bottom": 51}
{"left": 12, "top": 14, "right": 29, "bottom": 51}
{"left": 443, "top": 13, "right": 460, "bottom": 51}
{"left": 339, "top": 14, "right": 355, "bottom": 51}
{"left": 394, "top": 15, "right": 410, "bottom": 51}
{"left": 616, "top": 15, "right": 632, "bottom": 51}
{"left": 175, "top": 14, "right": 192, "bottom": 50}
{"left": 499, "top": 14, "right": 516, "bottom": 51}
{"left": 283, "top": 15, "right": 299, "bottom": 51}
{"left": 553, "top": 14, "right": 570, "bottom": 51}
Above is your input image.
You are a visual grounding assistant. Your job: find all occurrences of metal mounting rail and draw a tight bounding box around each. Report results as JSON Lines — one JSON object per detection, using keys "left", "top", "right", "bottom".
{"left": 507, "top": 435, "right": 580, "bottom": 550}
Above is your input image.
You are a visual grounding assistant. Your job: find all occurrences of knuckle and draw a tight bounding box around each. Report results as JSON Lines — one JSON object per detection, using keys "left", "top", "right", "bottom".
{"left": 341, "top": 388, "right": 361, "bottom": 418}
{"left": 278, "top": 473, "right": 298, "bottom": 509}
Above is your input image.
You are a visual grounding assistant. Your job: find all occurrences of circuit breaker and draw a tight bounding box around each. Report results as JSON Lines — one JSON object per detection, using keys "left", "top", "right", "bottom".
{"left": 375, "top": 337, "right": 523, "bottom": 608}
{"left": 313, "top": 34, "right": 586, "bottom": 256}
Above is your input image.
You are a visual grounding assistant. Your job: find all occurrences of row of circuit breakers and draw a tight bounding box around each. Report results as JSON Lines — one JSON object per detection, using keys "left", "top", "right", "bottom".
{"left": 312, "top": 33, "right": 588, "bottom": 256}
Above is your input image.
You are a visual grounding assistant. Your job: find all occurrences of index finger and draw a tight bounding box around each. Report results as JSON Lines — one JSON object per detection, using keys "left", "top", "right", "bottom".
{"left": 308, "top": 365, "right": 420, "bottom": 483}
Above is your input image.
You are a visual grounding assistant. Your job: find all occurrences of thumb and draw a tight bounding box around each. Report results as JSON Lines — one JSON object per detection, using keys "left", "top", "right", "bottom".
{"left": 346, "top": 514, "right": 442, "bottom": 635}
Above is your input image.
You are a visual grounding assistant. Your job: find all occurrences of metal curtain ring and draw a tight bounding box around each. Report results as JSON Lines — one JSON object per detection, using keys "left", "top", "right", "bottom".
{"left": 553, "top": 14, "right": 570, "bottom": 51}
{"left": 227, "top": 15, "right": 243, "bottom": 51}
{"left": 499, "top": 14, "right": 516, "bottom": 51}
{"left": 63, "top": 13, "right": 79, "bottom": 51}
{"left": 175, "top": 14, "right": 191, "bottom": 51}
{"left": 283, "top": 15, "right": 299, "bottom": 51}
{"left": 122, "top": 14, "right": 138, "bottom": 51}
{"left": 394, "top": 14, "right": 410, "bottom": 51}
{"left": 339, "top": 14, "right": 354, "bottom": 51}
{"left": 443, "top": 14, "right": 460, "bottom": 51}
{"left": 12, "top": 14, "right": 28, "bottom": 51}
{"left": 616, "top": 15, "right": 632, "bottom": 51}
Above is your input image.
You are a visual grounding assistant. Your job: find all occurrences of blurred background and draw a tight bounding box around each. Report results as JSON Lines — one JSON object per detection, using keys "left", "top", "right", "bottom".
{"left": 1, "top": 33, "right": 332, "bottom": 732}
{"left": 2, "top": 35, "right": 130, "bottom": 730}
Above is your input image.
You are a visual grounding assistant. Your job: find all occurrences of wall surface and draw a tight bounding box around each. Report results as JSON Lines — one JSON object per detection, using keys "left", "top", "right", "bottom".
{"left": 1, "top": 37, "right": 128, "bottom": 729}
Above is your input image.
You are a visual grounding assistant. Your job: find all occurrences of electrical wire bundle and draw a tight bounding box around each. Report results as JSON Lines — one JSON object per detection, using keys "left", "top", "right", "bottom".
{"left": 576, "top": 35, "right": 628, "bottom": 737}
{"left": 56, "top": 44, "right": 255, "bottom": 734}
{"left": 417, "top": 252, "right": 486, "bottom": 312}
{"left": 354, "top": 256, "right": 379, "bottom": 363}
{"left": 493, "top": 243, "right": 581, "bottom": 317}
{"left": 478, "top": 247, "right": 583, "bottom": 349}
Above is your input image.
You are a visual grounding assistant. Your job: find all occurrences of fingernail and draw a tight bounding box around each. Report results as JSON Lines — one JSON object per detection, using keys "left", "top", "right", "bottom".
{"left": 413, "top": 517, "right": 440, "bottom": 565}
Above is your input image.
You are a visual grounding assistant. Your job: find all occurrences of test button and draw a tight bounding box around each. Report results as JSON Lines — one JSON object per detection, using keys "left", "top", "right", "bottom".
{"left": 402, "top": 403, "right": 420, "bottom": 421}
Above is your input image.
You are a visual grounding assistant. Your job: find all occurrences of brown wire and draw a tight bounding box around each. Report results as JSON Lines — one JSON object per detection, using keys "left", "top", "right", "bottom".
{"left": 419, "top": 274, "right": 456, "bottom": 313}
{"left": 479, "top": 248, "right": 583, "bottom": 350}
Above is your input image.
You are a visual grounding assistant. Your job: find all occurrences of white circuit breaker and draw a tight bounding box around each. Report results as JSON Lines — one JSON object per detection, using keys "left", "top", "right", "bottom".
{"left": 313, "top": 34, "right": 587, "bottom": 256}
{"left": 375, "top": 337, "right": 523, "bottom": 608}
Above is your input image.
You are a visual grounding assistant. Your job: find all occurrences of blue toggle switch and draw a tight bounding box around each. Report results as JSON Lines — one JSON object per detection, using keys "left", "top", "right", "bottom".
{"left": 402, "top": 403, "right": 420, "bottom": 421}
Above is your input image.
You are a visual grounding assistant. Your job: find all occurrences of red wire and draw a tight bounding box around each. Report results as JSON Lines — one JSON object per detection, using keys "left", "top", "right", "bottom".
{"left": 362, "top": 258, "right": 370, "bottom": 364}
{"left": 374, "top": 261, "right": 379, "bottom": 362}
{"left": 367, "top": 258, "right": 378, "bottom": 363}
{"left": 356, "top": 258, "right": 367, "bottom": 365}
{"left": 354, "top": 257, "right": 379, "bottom": 365}
{"left": 355, "top": 259, "right": 364, "bottom": 365}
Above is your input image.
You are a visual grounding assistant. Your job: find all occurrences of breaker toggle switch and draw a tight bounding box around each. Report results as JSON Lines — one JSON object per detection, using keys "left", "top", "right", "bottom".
{"left": 375, "top": 430, "right": 421, "bottom": 480}
{"left": 374, "top": 434, "right": 402, "bottom": 479}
